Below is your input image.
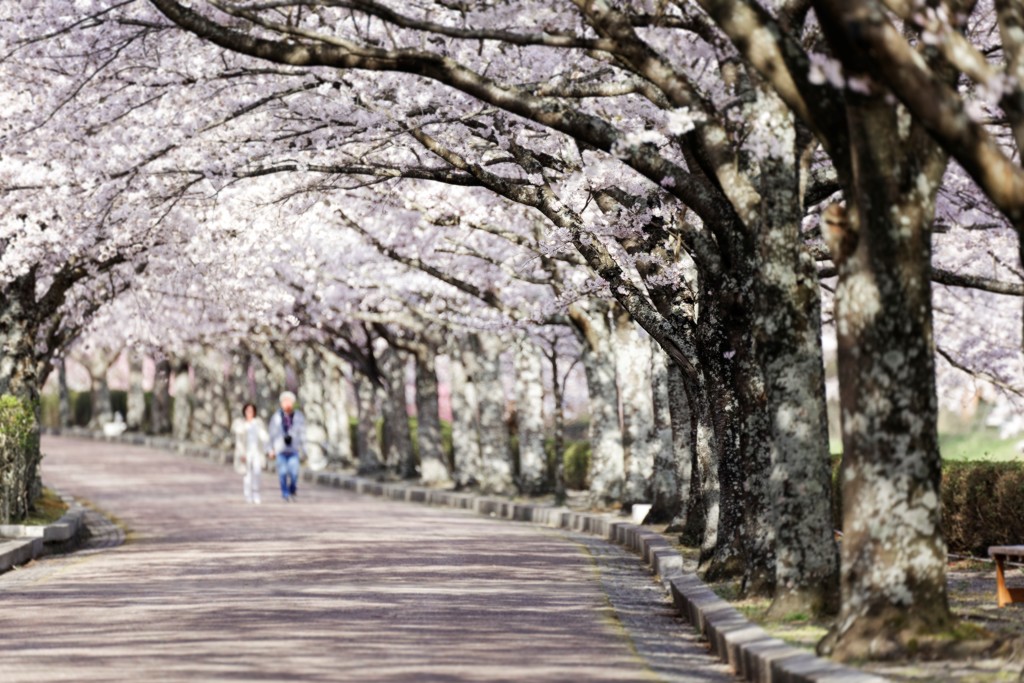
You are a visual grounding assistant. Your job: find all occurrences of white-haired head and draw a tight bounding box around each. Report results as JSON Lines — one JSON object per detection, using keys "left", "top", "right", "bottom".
{"left": 279, "top": 391, "right": 297, "bottom": 408}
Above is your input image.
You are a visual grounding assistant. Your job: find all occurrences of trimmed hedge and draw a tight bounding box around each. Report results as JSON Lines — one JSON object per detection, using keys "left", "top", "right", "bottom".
{"left": 942, "top": 461, "right": 1024, "bottom": 556}
{"left": 830, "top": 456, "right": 1024, "bottom": 556}
{"left": 0, "top": 394, "right": 40, "bottom": 524}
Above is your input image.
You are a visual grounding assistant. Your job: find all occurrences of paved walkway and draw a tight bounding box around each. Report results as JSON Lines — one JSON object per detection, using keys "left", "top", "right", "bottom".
{"left": 0, "top": 436, "right": 738, "bottom": 682}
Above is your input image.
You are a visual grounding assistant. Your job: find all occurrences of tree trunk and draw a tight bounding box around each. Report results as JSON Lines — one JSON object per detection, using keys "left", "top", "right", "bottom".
{"left": 650, "top": 353, "right": 687, "bottom": 525}
{"left": 171, "top": 363, "right": 192, "bottom": 442}
{"left": 190, "top": 350, "right": 231, "bottom": 448}
{"left": 575, "top": 301, "right": 625, "bottom": 505}
{"left": 378, "top": 345, "right": 415, "bottom": 478}
{"left": 549, "top": 350, "right": 567, "bottom": 504}
{"left": 693, "top": 289, "right": 744, "bottom": 578}
{"left": 414, "top": 346, "right": 449, "bottom": 485}
{"left": 0, "top": 294, "right": 43, "bottom": 523}
{"left": 354, "top": 375, "right": 384, "bottom": 474}
{"left": 467, "top": 333, "right": 514, "bottom": 494}
{"left": 151, "top": 356, "right": 172, "bottom": 434}
{"left": 753, "top": 91, "right": 840, "bottom": 618}
{"left": 729, "top": 325, "right": 777, "bottom": 597}
{"left": 252, "top": 353, "right": 284, "bottom": 419}
{"left": 300, "top": 348, "right": 330, "bottom": 471}
{"left": 0, "top": 285, "right": 42, "bottom": 402}
{"left": 57, "top": 356, "right": 71, "bottom": 429}
{"left": 675, "top": 366, "right": 709, "bottom": 546}
{"left": 677, "top": 244, "right": 775, "bottom": 597}
{"left": 126, "top": 350, "right": 146, "bottom": 432}
{"left": 514, "top": 337, "right": 547, "bottom": 495}
{"left": 614, "top": 307, "right": 657, "bottom": 506}
{"left": 323, "top": 355, "right": 353, "bottom": 468}
{"left": 819, "top": 95, "right": 952, "bottom": 661}
{"left": 449, "top": 340, "right": 482, "bottom": 488}
{"left": 88, "top": 365, "right": 113, "bottom": 429}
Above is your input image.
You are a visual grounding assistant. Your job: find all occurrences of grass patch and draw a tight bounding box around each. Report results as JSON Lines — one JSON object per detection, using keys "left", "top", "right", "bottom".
{"left": 833, "top": 429, "right": 1023, "bottom": 462}
{"left": 940, "top": 430, "right": 1022, "bottom": 462}
{"left": 949, "top": 557, "right": 993, "bottom": 572}
{"left": 23, "top": 487, "right": 68, "bottom": 526}
{"left": 706, "top": 578, "right": 830, "bottom": 649}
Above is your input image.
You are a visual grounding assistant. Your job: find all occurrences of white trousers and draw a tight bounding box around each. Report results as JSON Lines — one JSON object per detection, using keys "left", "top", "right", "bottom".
{"left": 243, "top": 458, "right": 261, "bottom": 503}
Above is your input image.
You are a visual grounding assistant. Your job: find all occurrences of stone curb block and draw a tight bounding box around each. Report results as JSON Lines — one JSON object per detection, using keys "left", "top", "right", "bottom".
{"left": 0, "top": 490, "right": 87, "bottom": 574}
{"left": 46, "top": 427, "right": 888, "bottom": 683}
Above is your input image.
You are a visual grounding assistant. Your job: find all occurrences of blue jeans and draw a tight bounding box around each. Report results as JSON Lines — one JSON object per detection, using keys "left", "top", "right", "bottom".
{"left": 277, "top": 452, "right": 300, "bottom": 499}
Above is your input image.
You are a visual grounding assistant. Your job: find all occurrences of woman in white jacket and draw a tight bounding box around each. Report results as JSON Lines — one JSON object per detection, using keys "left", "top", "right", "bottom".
{"left": 232, "top": 402, "right": 270, "bottom": 504}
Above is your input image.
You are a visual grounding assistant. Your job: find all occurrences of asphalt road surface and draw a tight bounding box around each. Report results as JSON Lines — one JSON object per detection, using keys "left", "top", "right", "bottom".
{"left": 0, "top": 436, "right": 738, "bottom": 683}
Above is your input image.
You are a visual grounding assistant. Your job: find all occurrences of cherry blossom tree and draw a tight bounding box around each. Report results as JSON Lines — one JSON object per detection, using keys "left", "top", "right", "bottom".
{"left": 10, "top": 0, "right": 1024, "bottom": 661}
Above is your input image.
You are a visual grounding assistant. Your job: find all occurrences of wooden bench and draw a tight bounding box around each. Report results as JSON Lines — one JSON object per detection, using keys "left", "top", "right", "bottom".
{"left": 989, "top": 546, "right": 1024, "bottom": 607}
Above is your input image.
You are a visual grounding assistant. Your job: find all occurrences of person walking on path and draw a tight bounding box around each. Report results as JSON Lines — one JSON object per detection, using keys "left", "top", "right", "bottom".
{"left": 232, "top": 402, "right": 270, "bottom": 504}
{"left": 268, "top": 391, "right": 306, "bottom": 502}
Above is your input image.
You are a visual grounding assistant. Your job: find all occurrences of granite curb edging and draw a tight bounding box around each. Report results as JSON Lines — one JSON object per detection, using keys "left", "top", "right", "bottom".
{"left": 0, "top": 489, "right": 88, "bottom": 575}
{"left": 45, "top": 427, "right": 887, "bottom": 683}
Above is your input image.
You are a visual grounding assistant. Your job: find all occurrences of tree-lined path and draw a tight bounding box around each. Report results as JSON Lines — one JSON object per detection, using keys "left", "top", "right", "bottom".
{"left": 0, "top": 436, "right": 736, "bottom": 683}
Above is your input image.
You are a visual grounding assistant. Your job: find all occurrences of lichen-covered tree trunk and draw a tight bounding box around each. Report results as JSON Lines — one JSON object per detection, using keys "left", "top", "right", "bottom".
{"left": 548, "top": 349, "right": 568, "bottom": 503}
{"left": 252, "top": 353, "right": 284, "bottom": 419}
{"left": 729, "top": 319, "right": 777, "bottom": 597}
{"left": 171, "top": 362, "right": 192, "bottom": 441}
{"left": 575, "top": 301, "right": 625, "bottom": 505}
{"left": 688, "top": 279, "right": 773, "bottom": 598}
{"left": 323, "top": 355, "right": 353, "bottom": 468}
{"left": 300, "top": 348, "right": 330, "bottom": 471}
{"left": 753, "top": 91, "right": 839, "bottom": 617}
{"left": 694, "top": 291, "right": 745, "bottom": 575}
{"left": 467, "top": 333, "right": 514, "bottom": 494}
{"left": 650, "top": 354, "right": 688, "bottom": 526}
{"left": 57, "top": 356, "right": 71, "bottom": 429}
{"left": 151, "top": 356, "right": 172, "bottom": 434}
{"left": 614, "top": 307, "right": 657, "bottom": 506}
{"left": 126, "top": 350, "right": 146, "bottom": 432}
{"left": 378, "top": 345, "right": 415, "bottom": 478}
{"left": 190, "top": 350, "right": 231, "bottom": 448}
{"left": 354, "top": 375, "right": 383, "bottom": 474}
{"left": 414, "top": 346, "right": 449, "bottom": 485}
{"left": 0, "top": 286, "right": 42, "bottom": 403}
{"left": 680, "top": 374, "right": 712, "bottom": 546}
{"left": 86, "top": 362, "right": 114, "bottom": 429}
{"left": 820, "top": 95, "right": 952, "bottom": 660}
{"left": 514, "top": 337, "right": 547, "bottom": 494}
{"left": 448, "top": 342, "right": 482, "bottom": 487}
{"left": 0, "top": 291, "right": 43, "bottom": 523}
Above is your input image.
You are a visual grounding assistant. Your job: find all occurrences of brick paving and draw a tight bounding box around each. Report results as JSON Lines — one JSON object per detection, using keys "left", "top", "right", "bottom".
{"left": 0, "top": 436, "right": 738, "bottom": 683}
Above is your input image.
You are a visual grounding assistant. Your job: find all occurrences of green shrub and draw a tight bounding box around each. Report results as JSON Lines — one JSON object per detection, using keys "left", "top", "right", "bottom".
{"left": 440, "top": 419, "right": 453, "bottom": 469}
{"left": 40, "top": 393, "right": 59, "bottom": 429}
{"left": 0, "top": 394, "right": 40, "bottom": 523}
{"left": 110, "top": 390, "right": 127, "bottom": 419}
{"left": 563, "top": 440, "right": 591, "bottom": 490}
{"left": 408, "top": 415, "right": 420, "bottom": 463}
{"left": 942, "top": 461, "right": 1024, "bottom": 555}
{"left": 71, "top": 390, "right": 91, "bottom": 427}
{"left": 349, "top": 416, "right": 359, "bottom": 460}
{"left": 831, "top": 457, "right": 1024, "bottom": 556}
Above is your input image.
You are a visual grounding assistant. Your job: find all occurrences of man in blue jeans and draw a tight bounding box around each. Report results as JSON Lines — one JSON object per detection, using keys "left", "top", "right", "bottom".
{"left": 268, "top": 391, "right": 306, "bottom": 502}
